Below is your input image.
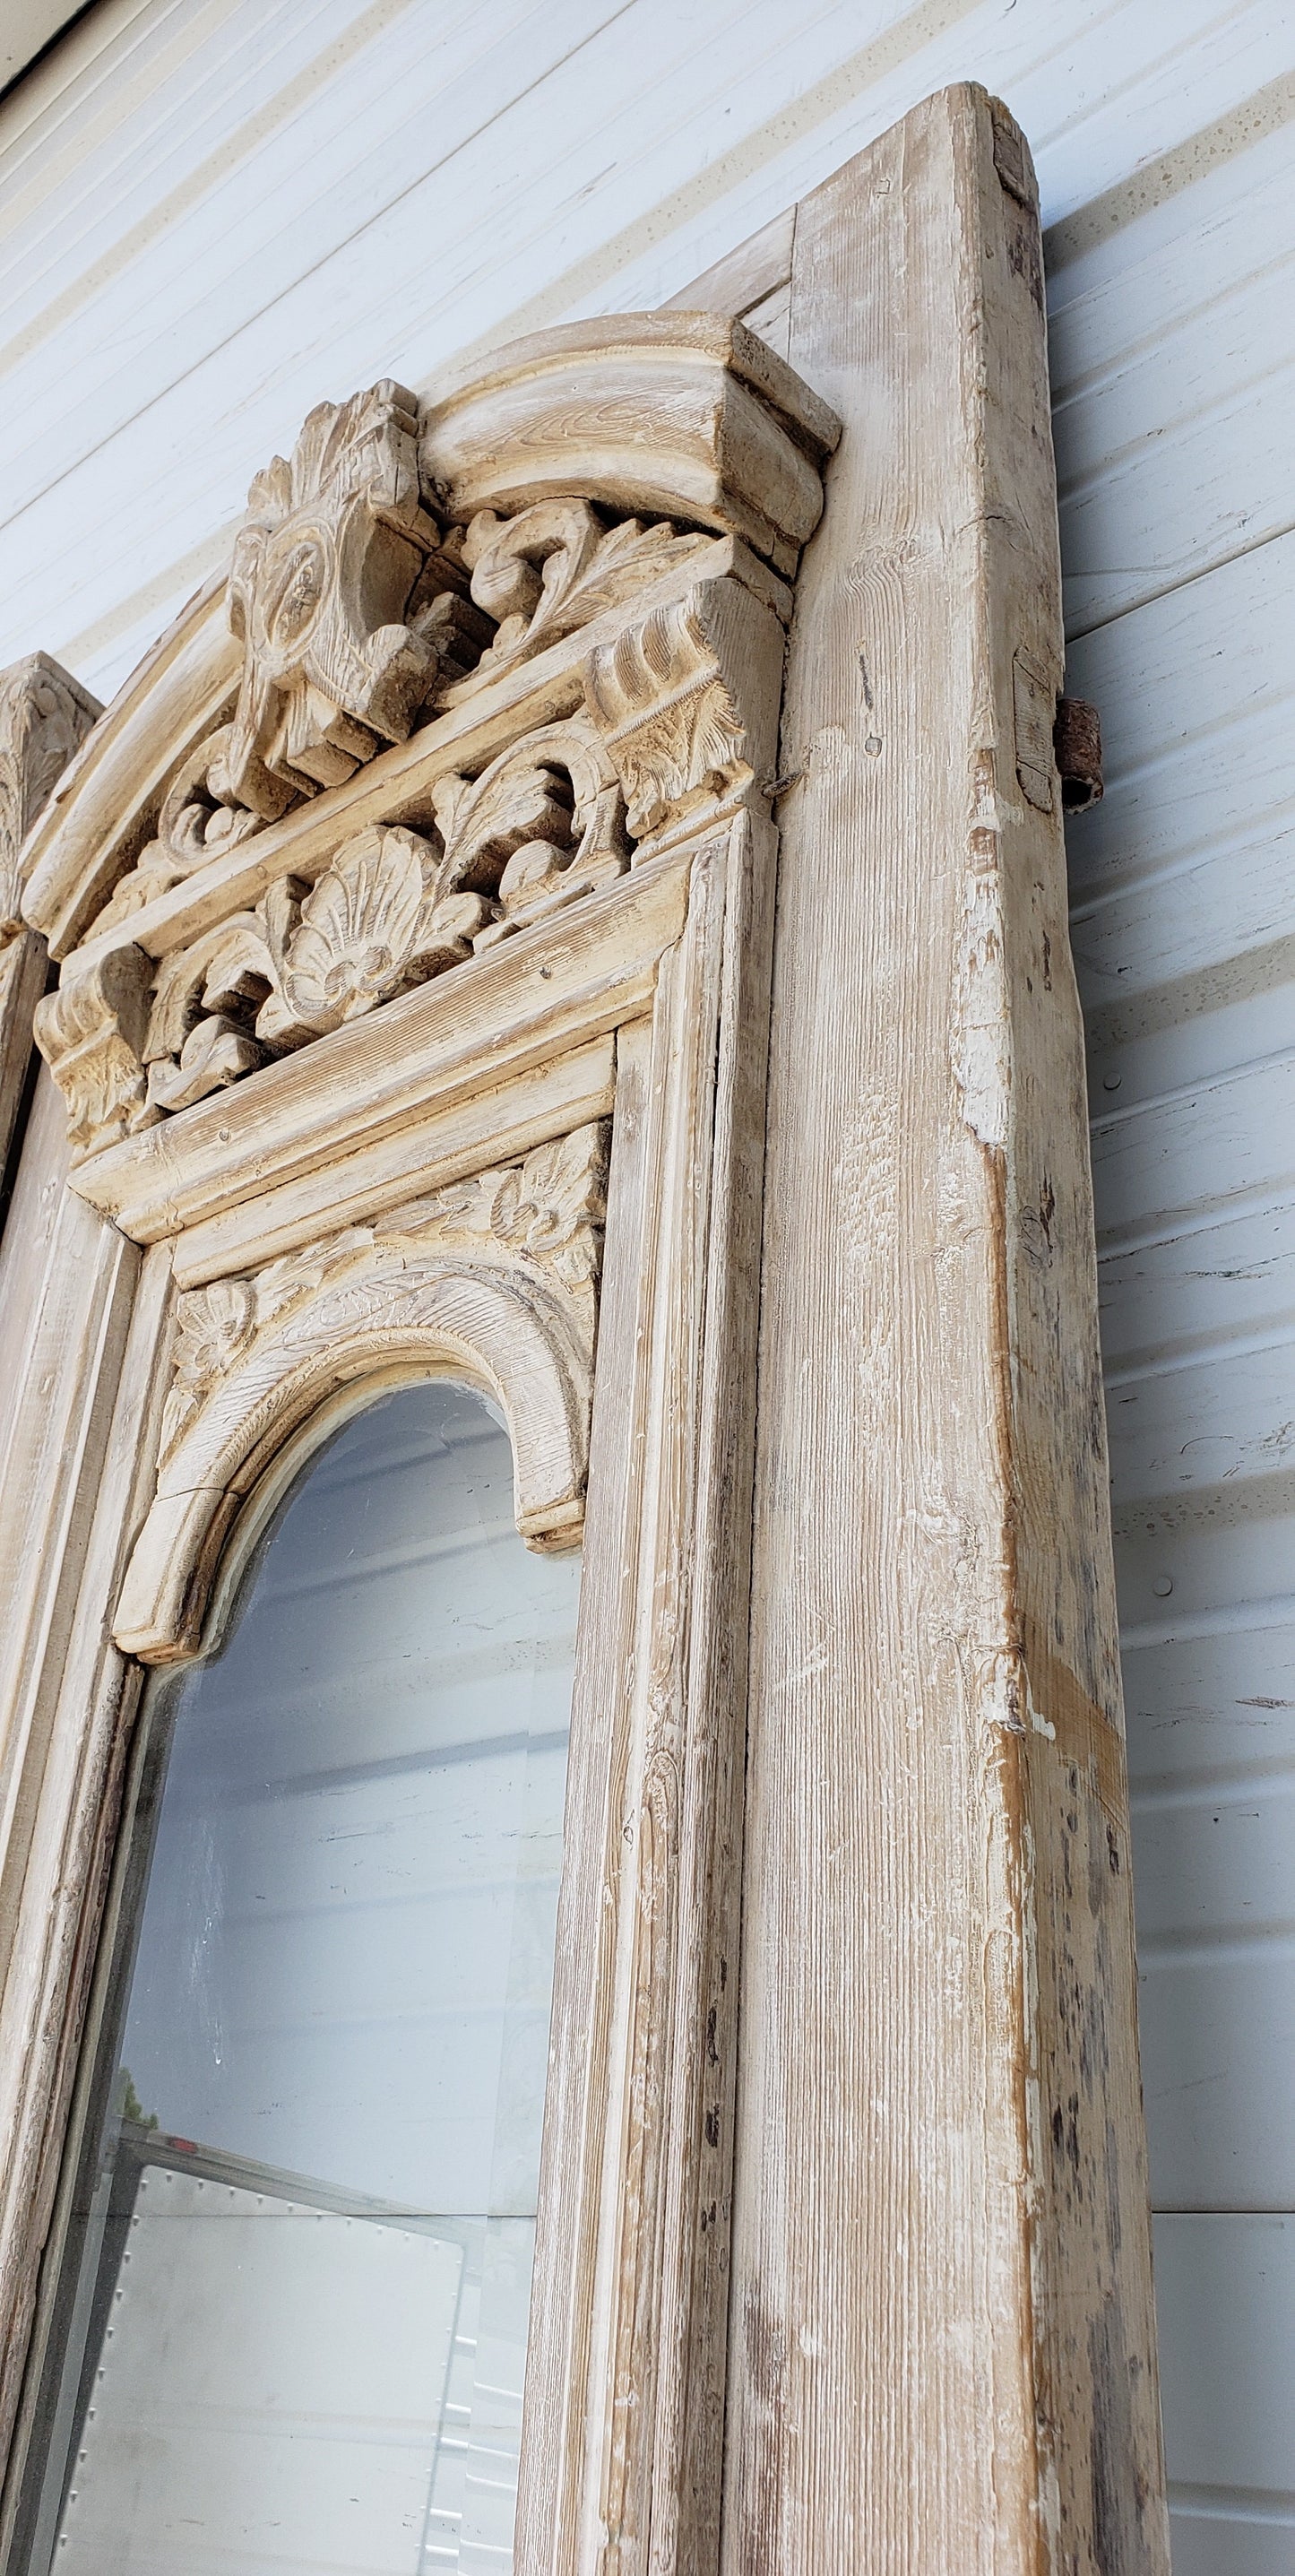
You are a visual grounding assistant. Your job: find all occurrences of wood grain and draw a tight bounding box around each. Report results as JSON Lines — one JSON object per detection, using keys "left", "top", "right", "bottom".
{"left": 726, "top": 85, "right": 1167, "bottom": 2575}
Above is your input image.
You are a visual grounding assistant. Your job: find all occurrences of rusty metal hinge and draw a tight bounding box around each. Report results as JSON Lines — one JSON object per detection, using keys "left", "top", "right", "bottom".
{"left": 1053, "top": 696, "right": 1103, "bottom": 814}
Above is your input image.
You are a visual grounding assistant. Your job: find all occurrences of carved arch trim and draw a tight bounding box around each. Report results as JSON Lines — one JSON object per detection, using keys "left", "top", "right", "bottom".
{"left": 115, "top": 1146, "right": 604, "bottom": 1666}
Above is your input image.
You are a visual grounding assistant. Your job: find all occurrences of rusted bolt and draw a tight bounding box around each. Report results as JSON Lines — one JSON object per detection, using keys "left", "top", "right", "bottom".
{"left": 1053, "top": 697, "right": 1102, "bottom": 813}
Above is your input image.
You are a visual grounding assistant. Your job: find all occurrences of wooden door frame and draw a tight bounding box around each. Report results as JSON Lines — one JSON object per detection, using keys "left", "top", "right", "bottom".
{"left": 0, "top": 84, "right": 1166, "bottom": 2576}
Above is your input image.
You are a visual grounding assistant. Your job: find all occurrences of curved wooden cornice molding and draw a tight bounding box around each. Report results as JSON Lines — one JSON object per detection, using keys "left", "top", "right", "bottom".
{"left": 420, "top": 312, "right": 841, "bottom": 573}
{"left": 115, "top": 1123, "right": 607, "bottom": 1664}
{"left": 20, "top": 317, "right": 837, "bottom": 966}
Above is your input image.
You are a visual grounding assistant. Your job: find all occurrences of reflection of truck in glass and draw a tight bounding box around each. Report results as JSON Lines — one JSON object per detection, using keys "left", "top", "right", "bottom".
{"left": 49, "top": 2122, "right": 531, "bottom": 2575}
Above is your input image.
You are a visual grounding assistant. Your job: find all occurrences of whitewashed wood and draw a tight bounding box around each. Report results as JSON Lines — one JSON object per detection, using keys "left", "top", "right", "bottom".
{"left": 69, "top": 858, "right": 686, "bottom": 1254}
{"left": 2, "top": 0, "right": 1294, "bottom": 2544}
{"left": 0, "top": 1238, "right": 169, "bottom": 2483}
{"left": 0, "top": 931, "right": 43, "bottom": 1188}
{"left": 23, "top": 532, "right": 779, "bottom": 969}
{"left": 0, "top": 292, "right": 803, "bottom": 2571}
{"left": 116, "top": 1135, "right": 605, "bottom": 1662}
{"left": 0, "top": 648, "right": 99, "bottom": 1182}
{"left": 0, "top": 1087, "right": 136, "bottom": 1969}
{"left": 519, "top": 569, "right": 785, "bottom": 2567}
{"left": 729, "top": 87, "right": 1164, "bottom": 2575}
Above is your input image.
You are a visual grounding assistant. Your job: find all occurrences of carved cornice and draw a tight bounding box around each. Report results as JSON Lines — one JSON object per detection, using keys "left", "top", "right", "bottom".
{"left": 115, "top": 1120, "right": 608, "bottom": 1663}
{"left": 21, "top": 321, "right": 837, "bottom": 1173}
{"left": 421, "top": 313, "right": 841, "bottom": 574}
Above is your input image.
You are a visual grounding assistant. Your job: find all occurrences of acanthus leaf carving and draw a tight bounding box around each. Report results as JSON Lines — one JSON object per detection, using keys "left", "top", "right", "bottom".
{"left": 0, "top": 654, "right": 101, "bottom": 936}
{"left": 583, "top": 582, "right": 756, "bottom": 849}
{"left": 140, "top": 718, "right": 627, "bottom": 1110}
{"left": 91, "top": 724, "right": 263, "bottom": 937}
{"left": 445, "top": 499, "right": 712, "bottom": 702}
{"left": 32, "top": 945, "right": 157, "bottom": 1160}
{"left": 157, "top": 1119, "right": 609, "bottom": 1473}
{"left": 430, "top": 713, "right": 628, "bottom": 943}
{"left": 397, "top": 1120, "right": 609, "bottom": 1302}
{"left": 213, "top": 381, "right": 487, "bottom": 821}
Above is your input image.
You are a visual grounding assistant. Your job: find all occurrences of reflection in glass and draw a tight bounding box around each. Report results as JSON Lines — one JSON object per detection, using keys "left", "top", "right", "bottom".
{"left": 23, "top": 1380, "right": 579, "bottom": 2575}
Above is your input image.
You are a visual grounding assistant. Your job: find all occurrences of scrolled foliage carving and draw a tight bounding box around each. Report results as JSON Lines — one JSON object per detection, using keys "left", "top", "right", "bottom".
{"left": 448, "top": 499, "right": 712, "bottom": 698}
{"left": 117, "top": 1121, "right": 609, "bottom": 1662}
{"left": 139, "top": 714, "right": 628, "bottom": 1111}
{"left": 34, "top": 324, "right": 833, "bottom": 1165}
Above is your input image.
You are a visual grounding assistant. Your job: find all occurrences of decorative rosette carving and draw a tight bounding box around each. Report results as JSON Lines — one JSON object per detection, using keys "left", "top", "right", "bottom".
{"left": 214, "top": 380, "right": 488, "bottom": 820}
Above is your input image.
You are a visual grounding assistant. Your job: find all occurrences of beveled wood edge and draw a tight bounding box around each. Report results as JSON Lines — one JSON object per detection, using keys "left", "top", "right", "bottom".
{"left": 21, "top": 575, "right": 239, "bottom": 959}
{"left": 68, "top": 847, "right": 689, "bottom": 1252}
{"left": 172, "top": 1035, "right": 617, "bottom": 1289}
{"left": 660, "top": 208, "right": 795, "bottom": 321}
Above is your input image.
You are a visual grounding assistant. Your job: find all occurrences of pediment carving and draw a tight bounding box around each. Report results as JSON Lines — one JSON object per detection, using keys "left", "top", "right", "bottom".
{"left": 214, "top": 379, "right": 487, "bottom": 818}
{"left": 22, "top": 317, "right": 838, "bottom": 1171}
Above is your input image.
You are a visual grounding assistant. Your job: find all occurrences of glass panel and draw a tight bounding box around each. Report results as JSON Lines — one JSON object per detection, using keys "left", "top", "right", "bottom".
{"left": 22, "top": 1380, "right": 579, "bottom": 2576}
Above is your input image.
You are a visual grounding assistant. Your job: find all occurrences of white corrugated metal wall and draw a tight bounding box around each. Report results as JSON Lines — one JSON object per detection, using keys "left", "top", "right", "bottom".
{"left": 0, "top": 4, "right": 1291, "bottom": 2564}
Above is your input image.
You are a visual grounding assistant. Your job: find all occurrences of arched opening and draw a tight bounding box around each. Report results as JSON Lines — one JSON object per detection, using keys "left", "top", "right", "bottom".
{"left": 18, "top": 1378, "right": 580, "bottom": 2576}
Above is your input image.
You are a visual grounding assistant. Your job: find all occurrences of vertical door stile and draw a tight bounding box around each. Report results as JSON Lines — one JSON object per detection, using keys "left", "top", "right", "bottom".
{"left": 728, "top": 83, "right": 1167, "bottom": 2576}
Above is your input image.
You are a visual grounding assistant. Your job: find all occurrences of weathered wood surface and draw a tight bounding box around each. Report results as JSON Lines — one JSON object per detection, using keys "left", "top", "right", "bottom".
{"left": 67, "top": 851, "right": 687, "bottom": 1260}
{"left": 0, "top": 1237, "right": 169, "bottom": 2501}
{"left": 0, "top": 933, "right": 44, "bottom": 1200}
{"left": 0, "top": 1068, "right": 150, "bottom": 2470}
{"left": 0, "top": 95, "right": 1169, "bottom": 2572}
{"left": 24, "top": 390, "right": 805, "bottom": 1168}
{"left": 4, "top": 4, "right": 1292, "bottom": 2552}
{"left": 519, "top": 575, "right": 784, "bottom": 2572}
{"left": 0, "top": 304, "right": 821, "bottom": 2576}
{"left": 726, "top": 86, "right": 1167, "bottom": 2576}
{"left": 0, "top": 653, "right": 100, "bottom": 1194}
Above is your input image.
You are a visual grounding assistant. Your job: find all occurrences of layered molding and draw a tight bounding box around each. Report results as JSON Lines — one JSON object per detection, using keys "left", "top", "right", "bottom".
{"left": 27, "top": 321, "right": 836, "bottom": 1167}
{"left": 0, "top": 656, "right": 101, "bottom": 938}
{"left": 115, "top": 1119, "right": 609, "bottom": 1663}
{"left": 21, "top": 316, "right": 834, "bottom": 967}
{"left": 21, "top": 580, "right": 237, "bottom": 958}
{"left": 0, "top": 303, "right": 829, "bottom": 2576}
{"left": 71, "top": 857, "right": 685, "bottom": 1278}
{"left": 420, "top": 313, "right": 841, "bottom": 575}
{"left": 0, "top": 653, "right": 102, "bottom": 1182}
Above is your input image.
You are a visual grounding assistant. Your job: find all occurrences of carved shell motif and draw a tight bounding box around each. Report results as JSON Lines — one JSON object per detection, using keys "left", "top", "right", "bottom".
{"left": 282, "top": 828, "right": 435, "bottom": 1020}
{"left": 262, "top": 826, "right": 488, "bottom": 1041}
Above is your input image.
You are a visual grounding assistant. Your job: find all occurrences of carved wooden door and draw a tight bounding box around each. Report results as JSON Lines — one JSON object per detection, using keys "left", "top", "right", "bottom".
{"left": 0, "top": 85, "right": 1167, "bottom": 2576}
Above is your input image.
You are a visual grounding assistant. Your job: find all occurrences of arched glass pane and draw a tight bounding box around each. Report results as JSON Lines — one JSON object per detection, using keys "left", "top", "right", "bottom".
{"left": 26, "top": 1380, "right": 579, "bottom": 2576}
